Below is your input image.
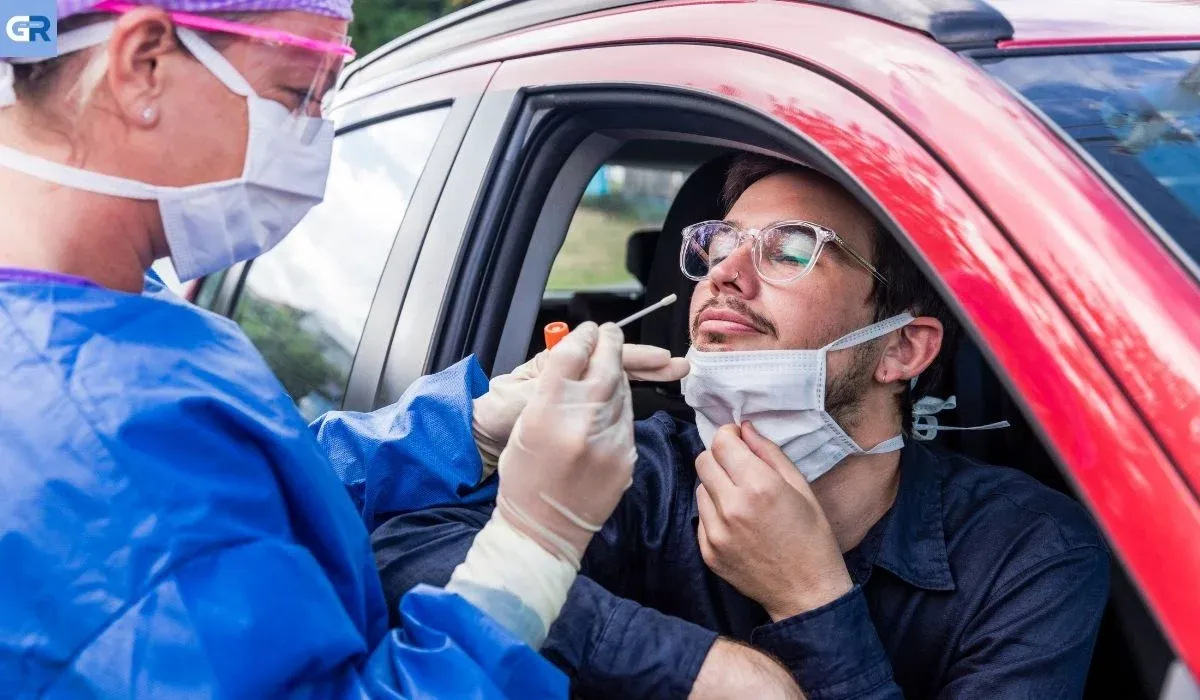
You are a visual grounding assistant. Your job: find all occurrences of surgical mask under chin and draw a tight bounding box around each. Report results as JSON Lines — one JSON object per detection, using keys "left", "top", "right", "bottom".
{"left": 682, "top": 313, "right": 915, "bottom": 483}
{"left": 0, "top": 25, "right": 334, "bottom": 282}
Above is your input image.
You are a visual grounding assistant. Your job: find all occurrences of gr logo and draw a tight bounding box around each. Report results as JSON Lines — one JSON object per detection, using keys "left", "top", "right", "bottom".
{"left": 6, "top": 16, "right": 52, "bottom": 43}
{"left": 1, "top": 0, "right": 56, "bottom": 58}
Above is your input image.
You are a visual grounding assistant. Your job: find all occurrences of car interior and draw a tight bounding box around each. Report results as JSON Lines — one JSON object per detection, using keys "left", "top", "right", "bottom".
{"left": 526, "top": 141, "right": 1177, "bottom": 700}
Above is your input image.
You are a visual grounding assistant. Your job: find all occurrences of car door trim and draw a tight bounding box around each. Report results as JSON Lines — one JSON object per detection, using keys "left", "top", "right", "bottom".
{"left": 375, "top": 89, "right": 523, "bottom": 407}
{"left": 340, "top": 69, "right": 499, "bottom": 411}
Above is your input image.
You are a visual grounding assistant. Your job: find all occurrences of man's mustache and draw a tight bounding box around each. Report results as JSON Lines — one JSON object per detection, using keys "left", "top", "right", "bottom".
{"left": 691, "top": 297, "right": 778, "bottom": 337}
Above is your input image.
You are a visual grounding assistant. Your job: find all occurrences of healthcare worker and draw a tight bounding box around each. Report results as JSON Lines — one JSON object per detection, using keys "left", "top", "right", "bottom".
{"left": 0, "top": 0, "right": 679, "bottom": 696}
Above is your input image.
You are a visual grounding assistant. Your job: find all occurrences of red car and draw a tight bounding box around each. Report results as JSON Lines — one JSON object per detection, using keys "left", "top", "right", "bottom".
{"left": 192, "top": 0, "right": 1200, "bottom": 694}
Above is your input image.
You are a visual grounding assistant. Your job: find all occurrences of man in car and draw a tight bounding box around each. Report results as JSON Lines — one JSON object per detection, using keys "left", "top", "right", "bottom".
{"left": 370, "top": 153, "right": 1111, "bottom": 699}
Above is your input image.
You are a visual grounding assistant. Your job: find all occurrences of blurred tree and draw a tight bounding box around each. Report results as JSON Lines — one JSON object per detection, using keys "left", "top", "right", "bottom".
{"left": 236, "top": 292, "right": 342, "bottom": 405}
{"left": 350, "top": 0, "right": 485, "bottom": 56}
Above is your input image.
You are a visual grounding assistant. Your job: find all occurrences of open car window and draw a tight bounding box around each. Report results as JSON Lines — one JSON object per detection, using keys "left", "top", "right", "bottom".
{"left": 546, "top": 162, "right": 695, "bottom": 297}
{"left": 982, "top": 50, "right": 1200, "bottom": 274}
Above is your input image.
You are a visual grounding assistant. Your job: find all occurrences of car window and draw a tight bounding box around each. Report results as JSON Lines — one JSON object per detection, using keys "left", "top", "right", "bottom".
{"left": 192, "top": 269, "right": 228, "bottom": 310}
{"left": 982, "top": 50, "right": 1200, "bottom": 273}
{"left": 233, "top": 107, "right": 450, "bottom": 420}
{"left": 546, "top": 162, "right": 695, "bottom": 295}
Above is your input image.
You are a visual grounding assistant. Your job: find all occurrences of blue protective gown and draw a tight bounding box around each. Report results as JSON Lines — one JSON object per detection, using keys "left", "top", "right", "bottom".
{"left": 0, "top": 270, "right": 562, "bottom": 698}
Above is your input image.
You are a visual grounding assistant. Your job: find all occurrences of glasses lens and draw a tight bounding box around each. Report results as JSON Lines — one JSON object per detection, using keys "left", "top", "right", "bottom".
{"left": 682, "top": 222, "right": 739, "bottom": 280}
{"left": 758, "top": 223, "right": 820, "bottom": 282}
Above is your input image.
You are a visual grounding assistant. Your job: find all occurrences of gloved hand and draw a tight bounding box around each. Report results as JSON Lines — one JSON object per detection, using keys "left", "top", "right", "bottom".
{"left": 445, "top": 322, "right": 640, "bottom": 649}
{"left": 473, "top": 338, "right": 688, "bottom": 476}
{"left": 493, "top": 321, "right": 637, "bottom": 567}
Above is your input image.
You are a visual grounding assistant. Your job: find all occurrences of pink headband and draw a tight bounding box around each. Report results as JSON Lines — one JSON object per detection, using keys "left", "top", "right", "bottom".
{"left": 94, "top": 0, "right": 355, "bottom": 58}
{"left": 58, "top": 0, "right": 352, "bottom": 21}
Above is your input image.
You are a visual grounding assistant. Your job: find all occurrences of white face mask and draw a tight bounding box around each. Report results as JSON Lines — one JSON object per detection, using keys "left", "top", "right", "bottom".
{"left": 681, "top": 313, "right": 915, "bottom": 483}
{"left": 0, "top": 25, "right": 334, "bottom": 282}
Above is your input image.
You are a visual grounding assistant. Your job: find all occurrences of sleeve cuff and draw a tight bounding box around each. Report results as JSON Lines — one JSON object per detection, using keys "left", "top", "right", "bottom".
{"left": 750, "top": 586, "right": 893, "bottom": 699}
{"left": 590, "top": 596, "right": 718, "bottom": 698}
{"left": 547, "top": 577, "right": 717, "bottom": 699}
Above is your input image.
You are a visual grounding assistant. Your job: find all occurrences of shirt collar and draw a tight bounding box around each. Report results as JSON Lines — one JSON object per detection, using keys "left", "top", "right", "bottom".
{"left": 854, "top": 442, "right": 956, "bottom": 592}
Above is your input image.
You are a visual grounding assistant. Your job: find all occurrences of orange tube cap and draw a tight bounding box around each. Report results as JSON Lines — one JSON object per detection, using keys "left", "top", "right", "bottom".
{"left": 544, "top": 321, "right": 570, "bottom": 350}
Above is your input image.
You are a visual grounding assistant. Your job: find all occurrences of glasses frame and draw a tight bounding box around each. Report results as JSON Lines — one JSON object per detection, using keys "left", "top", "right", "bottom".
{"left": 679, "top": 219, "right": 888, "bottom": 286}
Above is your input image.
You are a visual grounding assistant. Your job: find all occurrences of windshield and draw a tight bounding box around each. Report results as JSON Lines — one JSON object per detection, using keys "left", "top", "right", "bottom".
{"left": 980, "top": 50, "right": 1200, "bottom": 274}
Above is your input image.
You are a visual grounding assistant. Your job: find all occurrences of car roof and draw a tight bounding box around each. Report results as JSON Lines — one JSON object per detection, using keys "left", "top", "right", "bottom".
{"left": 341, "top": 0, "right": 1200, "bottom": 88}
{"left": 340, "top": 0, "right": 1014, "bottom": 88}
{"left": 990, "top": 0, "right": 1200, "bottom": 43}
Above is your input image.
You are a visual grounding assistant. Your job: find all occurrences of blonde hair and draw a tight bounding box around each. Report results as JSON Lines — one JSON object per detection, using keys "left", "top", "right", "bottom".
{"left": 69, "top": 46, "right": 111, "bottom": 115}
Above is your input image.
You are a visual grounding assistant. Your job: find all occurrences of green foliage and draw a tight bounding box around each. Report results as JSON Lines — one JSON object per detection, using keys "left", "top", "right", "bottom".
{"left": 236, "top": 292, "right": 342, "bottom": 403}
{"left": 350, "top": 0, "right": 484, "bottom": 56}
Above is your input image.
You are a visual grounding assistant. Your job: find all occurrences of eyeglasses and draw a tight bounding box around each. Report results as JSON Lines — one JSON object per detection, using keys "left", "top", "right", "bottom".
{"left": 679, "top": 219, "right": 888, "bottom": 286}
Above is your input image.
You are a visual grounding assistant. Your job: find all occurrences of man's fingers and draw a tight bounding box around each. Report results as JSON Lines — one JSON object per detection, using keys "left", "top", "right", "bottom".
{"left": 711, "top": 423, "right": 774, "bottom": 488}
{"left": 628, "top": 357, "right": 691, "bottom": 382}
{"left": 696, "top": 484, "right": 725, "bottom": 568}
{"left": 622, "top": 345, "right": 691, "bottom": 382}
{"left": 742, "top": 421, "right": 812, "bottom": 492}
{"left": 621, "top": 344, "right": 671, "bottom": 370}
{"left": 695, "top": 450, "right": 734, "bottom": 501}
{"left": 696, "top": 483, "right": 721, "bottom": 525}
{"left": 538, "top": 322, "right": 599, "bottom": 386}
{"left": 696, "top": 511, "right": 716, "bottom": 567}
{"left": 709, "top": 424, "right": 741, "bottom": 479}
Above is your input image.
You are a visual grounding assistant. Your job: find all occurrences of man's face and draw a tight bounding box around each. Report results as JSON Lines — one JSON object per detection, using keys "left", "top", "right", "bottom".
{"left": 689, "top": 170, "right": 881, "bottom": 354}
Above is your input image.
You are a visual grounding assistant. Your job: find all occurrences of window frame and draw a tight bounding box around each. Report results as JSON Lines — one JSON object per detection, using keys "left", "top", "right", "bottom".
{"left": 371, "top": 88, "right": 523, "bottom": 405}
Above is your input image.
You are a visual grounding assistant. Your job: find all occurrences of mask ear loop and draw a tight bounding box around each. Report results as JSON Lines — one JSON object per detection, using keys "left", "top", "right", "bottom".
{"left": 823, "top": 313, "right": 915, "bottom": 353}
{"left": 812, "top": 313, "right": 916, "bottom": 456}
{"left": 173, "top": 28, "right": 254, "bottom": 98}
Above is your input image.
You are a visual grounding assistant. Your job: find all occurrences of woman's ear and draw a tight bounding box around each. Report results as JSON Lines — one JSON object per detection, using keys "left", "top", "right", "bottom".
{"left": 875, "top": 316, "right": 943, "bottom": 387}
{"left": 103, "top": 8, "right": 177, "bottom": 126}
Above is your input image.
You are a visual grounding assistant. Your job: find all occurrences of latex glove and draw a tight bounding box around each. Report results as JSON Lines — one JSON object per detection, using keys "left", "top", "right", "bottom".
{"left": 473, "top": 341, "right": 688, "bottom": 476}
{"left": 497, "top": 321, "right": 637, "bottom": 566}
{"left": 445, "top": 324, "right": 645, "bottom": 649}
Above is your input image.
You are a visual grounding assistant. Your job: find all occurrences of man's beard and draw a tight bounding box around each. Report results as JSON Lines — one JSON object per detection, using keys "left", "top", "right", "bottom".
{"left": 824, "top": 340, "right": 880, "bottom": 431}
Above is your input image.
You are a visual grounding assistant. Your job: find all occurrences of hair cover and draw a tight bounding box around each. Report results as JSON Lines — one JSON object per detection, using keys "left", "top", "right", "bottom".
{"left": 58, "top": 0, "right": 353, "bottom": 21}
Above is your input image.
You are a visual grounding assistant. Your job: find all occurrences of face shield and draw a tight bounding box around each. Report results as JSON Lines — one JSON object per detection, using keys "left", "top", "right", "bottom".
{"left": 95, "top": 0, "right": 354, "bottom": 122}
{"left": 0, "top": 0, "right": 354, "bottom": 132}
{"left": 0, "top": 1, "right": 357, "bottom": 281}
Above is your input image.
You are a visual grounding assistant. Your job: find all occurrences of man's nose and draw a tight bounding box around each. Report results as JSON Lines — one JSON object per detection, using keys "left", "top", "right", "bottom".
{"left": 707, "top": 243, "right": 757, "bottom": 295}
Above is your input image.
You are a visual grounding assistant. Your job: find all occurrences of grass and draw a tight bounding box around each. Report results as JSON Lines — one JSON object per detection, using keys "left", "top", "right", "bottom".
{"left": 546, "top": 206, "right": 645, "bottom": 291}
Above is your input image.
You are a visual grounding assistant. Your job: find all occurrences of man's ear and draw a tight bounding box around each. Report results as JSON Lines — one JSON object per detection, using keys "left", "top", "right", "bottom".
{"left": 102, "top": 8, "right": 178, "bottom": 126}
{"left": 875, "top": 316, "right": 943, "bottom": 388}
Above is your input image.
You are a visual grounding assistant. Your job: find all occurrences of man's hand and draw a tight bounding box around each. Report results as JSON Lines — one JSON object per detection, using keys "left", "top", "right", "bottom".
{"left": 695, "top": 422, "right": 852, "bottom": 621}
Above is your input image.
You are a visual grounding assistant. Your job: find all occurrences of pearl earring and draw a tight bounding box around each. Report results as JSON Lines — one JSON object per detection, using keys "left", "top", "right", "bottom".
{"left": 142, "top": 106, "right": 157, "bottom": 122}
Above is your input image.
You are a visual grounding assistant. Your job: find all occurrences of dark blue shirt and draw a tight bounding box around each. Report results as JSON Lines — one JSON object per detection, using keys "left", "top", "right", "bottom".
{"left": 373, "top": 413, "right": 1110, "bottom": 699}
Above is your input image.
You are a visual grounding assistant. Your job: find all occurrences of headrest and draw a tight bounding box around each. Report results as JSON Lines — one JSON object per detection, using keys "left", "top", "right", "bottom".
{"left": 625, "top": 229, "right": 659, "bottom": 288}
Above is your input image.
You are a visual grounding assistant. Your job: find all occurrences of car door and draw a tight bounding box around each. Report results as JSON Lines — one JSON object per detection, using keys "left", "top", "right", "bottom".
{"left": 384, "top": 2, "right": 1200, "bottom": 685}
{"left": 191, "top": 63, "right": 497, "bottom": 417}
